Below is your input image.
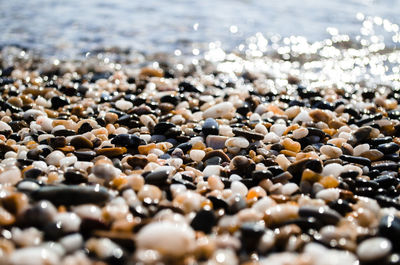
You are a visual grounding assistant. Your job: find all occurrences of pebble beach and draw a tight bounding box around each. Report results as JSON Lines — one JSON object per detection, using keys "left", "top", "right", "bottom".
{"left": 1, "top": 1, "right": 400, "bottom": 265}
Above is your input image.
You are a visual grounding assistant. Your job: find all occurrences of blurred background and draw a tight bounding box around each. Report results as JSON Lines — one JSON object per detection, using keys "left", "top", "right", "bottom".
{"left": 0, "top": 0, "right": 399, "bottom": 58}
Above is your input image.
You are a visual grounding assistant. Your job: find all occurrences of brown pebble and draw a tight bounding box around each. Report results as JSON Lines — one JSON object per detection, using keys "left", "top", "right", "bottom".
{"left": 309, "top": 109, "right": 330, "bottom": 123}
{"left": 202, "top": 149, "right": 231, "bottom": 163}
{"left": 138, "top": 143, "right": 156, "bottom": 155}
{"left": 127, "top": 155, "right": 148, "bottom": 168}
{"left": 360, "top": 149, "right": 384, "bottom": 161}
{"left": 96, "top": 147, "right": 127, "bottom": 157}
{"left": 70, "top": 135, "right": 94, "bottom": 149}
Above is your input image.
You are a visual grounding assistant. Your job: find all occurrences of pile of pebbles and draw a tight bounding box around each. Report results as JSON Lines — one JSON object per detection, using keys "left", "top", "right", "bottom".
{"left": 1, "top": 48, "right": 400, "bottom": 265}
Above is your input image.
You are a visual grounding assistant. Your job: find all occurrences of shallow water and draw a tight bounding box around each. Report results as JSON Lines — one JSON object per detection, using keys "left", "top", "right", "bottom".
{"left": 1, "top": 0, "right": 399, "bottom": 57}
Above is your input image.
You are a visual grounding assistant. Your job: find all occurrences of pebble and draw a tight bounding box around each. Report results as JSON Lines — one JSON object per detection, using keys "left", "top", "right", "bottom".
{"left": 225, "top": 137, "right": 249, "bottom": 149}
{"left": 320, "top": 145, "right": 343, "bottom": 158}
{"left": 202, "top": 118, "right": 219, "bottom": 136}
{"left": 0, "top": 167, "right": 21, "bottom": 185}
{"left": 31, "top": 185, "right": 110, "bottom": 205}
{"left": 45, "top": 151, "right": 65, "bottom": 166}
{"left": 203, "top": 102, "right": 235, "bottom": 119}
{"left": 292, "top": 127, "right": 308, "bottom": 139}
{"left": 357, "top": 237, "right": 392, "bottom": 262}
{"left": 136, "top": 221, "right": 196, "bottom": 257}
{"left": 190, "top": 149, "right": 205, "bottom": 162}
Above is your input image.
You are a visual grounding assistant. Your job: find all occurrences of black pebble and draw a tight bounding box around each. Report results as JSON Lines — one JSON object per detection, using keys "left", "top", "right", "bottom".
{"left": 190, "top": 209, "right": 216, "bottom": 234}
{"left": 202, "top": 118, "right": 219, "bottom": 136}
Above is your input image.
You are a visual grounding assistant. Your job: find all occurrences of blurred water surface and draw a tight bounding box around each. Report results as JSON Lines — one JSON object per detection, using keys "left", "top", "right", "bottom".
{"left": 0, "top": 0, "right": 399, "bottom": 57}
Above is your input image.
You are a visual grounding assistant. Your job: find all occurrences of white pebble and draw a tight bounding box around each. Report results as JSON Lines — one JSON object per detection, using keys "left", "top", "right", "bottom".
{"left": 72, "top": 204, "right": 102, "bottom": 220}
{"left": 115, "top": 99, "right": 133, "bottom": 111}
{"left": 263, "top": 132, "right": 280, "bottom": 143}
{"left": 203, "top": 102, "right": 235, "bottom": 119}
{"left": 292, "top": 127, "right": 308, "bottom": 139}
{"left": 0, "top": 167, "right": 21, "bottom": 185}
{"left": 353, "top": 143, "right": 370, "bottom": 156}
{"left": 0, "top": 121, "right": 12, "bottom": 132}
{"left": 9, "top": 246, "right": 60, "bottom": 265}
{"left": 59, "top": 156, "right": 77, "bottom": 168}
{"left": 231, "top": 181, "right": 248, "bottom": 197}
{"left": 225, "top": 137, "right": 249, "bottom": 149}
{"left": 54, "top": 213, "right": 81, "bottom": 233}
{"left": 281, "top": 183, "right": 299, "bottom": 196}
{"left": 136, "top": 221, "right": 196, "bottom": 256}
{"left": 190, "top": 149, "right": 205, "bottom": 162}
{"left": 357, "top": 237, "right": 392, "bottom": 262}
{"left": 252, "top": 196, "right": 277, "bottom": 213}
{"left": 270, "top": 124, "right": 286, "bottom": 137}
{"left": 203, "top": 165, "right": 222, "bottom": 177}
{"left": 316, "top": 188, "right": 340, "bottom": 202}
{"left": 320, "top": 145, "right": 343, "bottom": 159}
{"left": 322, "top": 163, "right": 344, "bottom": 177}
{"left": 46, "top": 151, "right": 65, "bottom": 166}
{"left": 293, "top": 110, "right": 313, "bottom": 124}
{"left": 59, "top": 233, "right": 83, "bottom": 253}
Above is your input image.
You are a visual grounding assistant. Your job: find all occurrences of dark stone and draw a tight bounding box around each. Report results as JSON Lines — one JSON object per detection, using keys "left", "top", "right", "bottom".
{"left": 252, "top": 170, "right": 273, "bottom": 182}
{"left": 51, "top": 96, "right": 70, "bottom": 109}
{"left": 190, "top": 210, "right": 216, "bottom": 234}
{"left": 340, "top": 155, "right": 371, "bottom": 167}
{"left": 371, "top": 162, "right": 398, "bottom": 172}
{"left": 353, "top": 126, "right": 372, "bottom": 142}
{"left": 43, "top": 222, "right": 65, "bottom": 240}
{"left": 19, "top": 201, "right": 56, "bottom": 228}
{"left": 226, "top": 195, "right": 247, "bottom": 215}
{"left": 160, "top": 95, "right": 179, "bottom": 105}
{"left": 283, "top": 217, "right": 323, "bottom": 231}
{"left": 272, "top": 171, "right": 293, "bottom": 183}
{"left": 232, "top": 128, "right": 264, "bottom": 141}
{"left": 144, "top": 170, "right": 170, "bottom": 186}
{"left": 153, "top": 122, "right": 176, "bottom": 135}
{"left": 202, "top": 150, "right": 230, "bottom": 163}
{"left": 202, "top": 118, "right": 219, "bottom": 136}
{"left": 63, "top": 169, "right": 88, "bottom": 184}
{"left": 339, "top": 171, "right": 359, "bottom": 179}
{"left": 299, "top": 206, "right": 341, "bottom": 225}
{"left": 77, "top": 122, "right": 93, "bottom": 134}
{"left": 374, "top": 175, "right": 399, "bottom": 189}
{"left": 204, "top": 156, "right": 223, "bottom": 167}
{"left": 127, "top": 156, "right": 148, "bottom": 168}
{"left": 368, "top": 137, "right": 392, "bottom": 147}
{"left": 70, "top": 135, "right": 93, "bottom": 149}
{"left": 111, "top": 134, "right": 145, "bottom": 148}
{"left": 379, "top": 215, "right": 400, "bottom": 249}
{"left": 328, "top": 199, "right": 353, "bottom": 216}
{"left": 48, "top": 136, "right": 67, "bottom": 148}
{"left": 179, "top": 81, "right": 202, "bottom": 93}
{"left": 207, "top": 196, "right": 228, "bottom": 210}
{"left": 53, "top": 129, "right": 76, "bottom": 137}
{"left": 74, "top": 150, "right": 96, "bottom": 161}
{"left": 23, "top": 168, "right": 42, "bottom": 179}
{"left": 378, "top": 142, "right": 400, "bottom": 154}
{"left": 31, "top": 185, "right": 110, "bottom": 206}
{"left": 240, "top": 222, "right": 265, "bottom": 253}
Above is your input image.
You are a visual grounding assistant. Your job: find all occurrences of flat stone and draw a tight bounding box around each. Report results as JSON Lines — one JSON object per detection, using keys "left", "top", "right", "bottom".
{"left": 232, "top": 128, "right": 264, "bottom": 141}
{"left": 31, "top": 185, "right": 110, "bottom": 205}
{"left": 96, "top": 147, "right": 127, "bottom": 157}
{"left": 70, "top": 135, "right": 93, "bottom": 149}
{"left": 299, "top": 206, "right": 341, "bottom": 225}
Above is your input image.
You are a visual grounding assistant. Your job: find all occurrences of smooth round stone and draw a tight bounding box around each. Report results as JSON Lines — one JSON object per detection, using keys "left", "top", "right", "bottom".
{"left": 0, "top": 121, "right": 12, "bottom": 132}
{"left": 190, "top": 209, "right": 216, "bottom": 234}
{"left": 111, "top": 134, "right": 145, "bottom": 148}
{"left": 231, "top": 181, "right": 248, "bottom": 197}
{"left": 144, "top": 170, "right": 169, "bottom": 186}
{"left": 115, "top": 99, "right": 133, "bottom": 111}
{"left": 70, "top": 135, "right": 93, "bottom": 149}
{"left": 190, "top": 149, "right": 205, "bottom": 162}
{"left": 357, "top": 237, "right": 392, "bottom": 262}
{"left": 240, "top": 222, "right": 265, "bottom": 252}
{"left": 54, "top": 212, "right": 81, "bottom": 233}
{"left": 127, "top": 156, "right": 148, "bottom": 168}
{"left": 353, "top": 126, "right": 372, "bottom": 142}
{"left": 203, "top": 102, "right": 235, "bottom": 119}
{"left": 322, "top": 163, "right": 344, "bottom": 177}
{"left": 59, "top": 233, "right": 83, "bottom": 253}
{"left": 92, "top": 163, "right": 118, "bottom": 181}
{"left": 96, "top": 147, "right": 127, "bottom": 157}
{"left": 270, "top": 124, "right": 286, "bottom": 137}
{"left": 320, "top": 145, "right": 343, "bottom": 159}
{"left": 0, "top": 167, "right": 21, "bottom": 185}
{"left": 293, "top": 110, "right": 313, "bottom": 124}
{"left": 232, "top": 128, "right": 264, "bottom": 141}
{"left": 136, "top": 221, "right": 196, "bottom": 257}
{"left": 225, "top": 137, "right": 249, "bottom": 149}
{"left": 202, "top": 118, "right": 219, "bottom": 136}
{"left": 45, "top": 151, "right": 65, "bottom": 166}
{"left": 203, "top": 165, "right": 221, "bottom": 177}
{"left": 353, "top": 143, "right": 370, "bottom": 156}
{"left": 281, "top": 183, "right": 299, "bottom": 196}
{"left": 292, "top": 127, "right": 308, "bottom": 139}
{"left": 153, "top": 122, "right": 176, "bottom": 135}
{"left": 264, "top": 132, "right": 280, "bottom": 143}
{"left": 299, "top": 206, "right": 341, "bottom": 225}
{"left": 206, "top": 135, "right": 227, "bottom": 149}
{"left": 316, "top": 188, "right": 340, "bottom": 202}
{"left": 378, "top": 142, "right": 400, "bottom": 154}
{"left": 379, "top": 215, "right": 400, "bottom": 247}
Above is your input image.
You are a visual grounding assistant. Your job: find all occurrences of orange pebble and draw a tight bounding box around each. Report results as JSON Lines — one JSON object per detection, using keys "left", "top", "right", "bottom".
{"left": 301, "top": 169, "right": 321, "bottom": 183}
{"left": 319, "top": 175, "right": 339, "bottom": 188}
{"left": 282, "top": 138, "right": 301, "bottom": 153}
{"left": 246, "top": 186, "right": 267, "bottom": 201}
